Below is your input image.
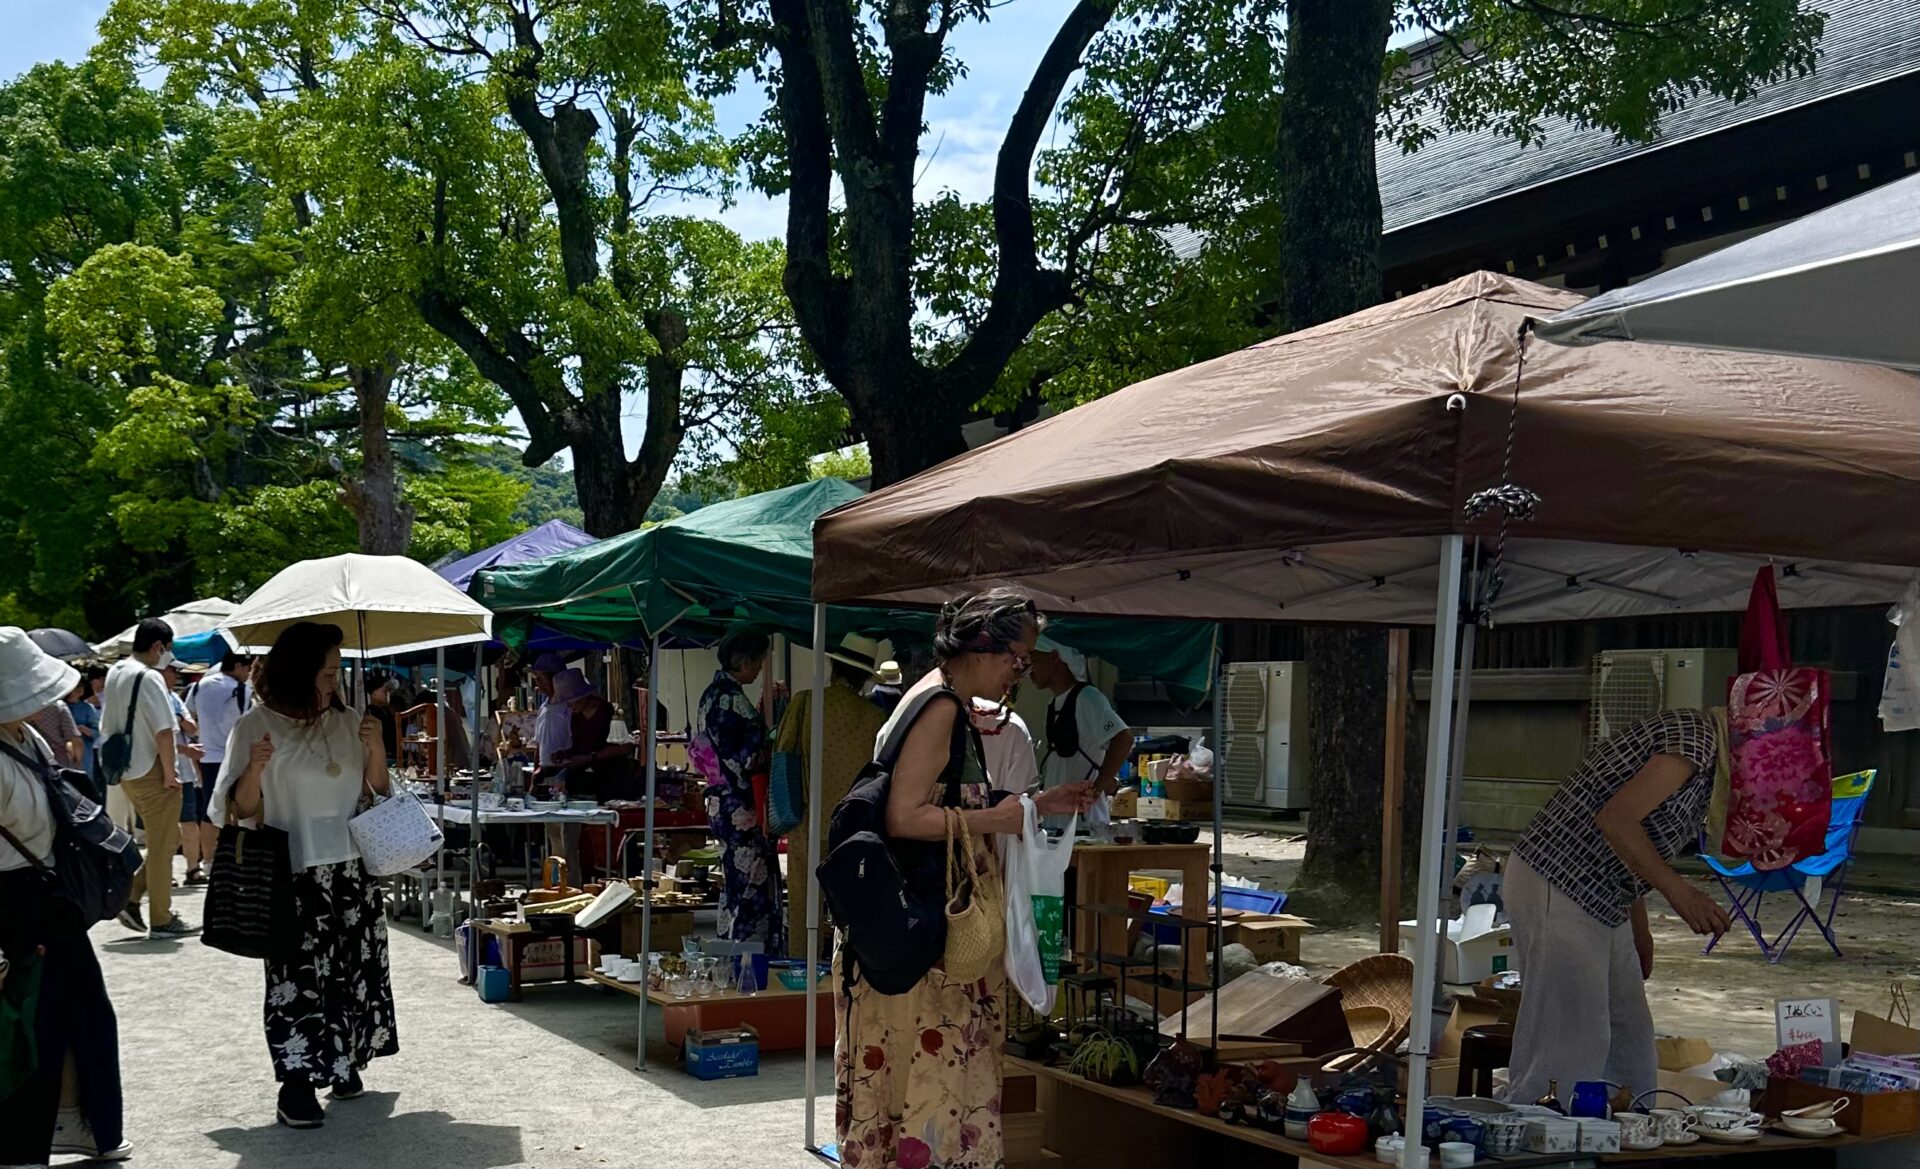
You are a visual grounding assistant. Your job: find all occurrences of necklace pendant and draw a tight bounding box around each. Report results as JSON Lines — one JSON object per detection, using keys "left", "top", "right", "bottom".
{"left": 326, "top": 760, "right": 343, "bottom": 778}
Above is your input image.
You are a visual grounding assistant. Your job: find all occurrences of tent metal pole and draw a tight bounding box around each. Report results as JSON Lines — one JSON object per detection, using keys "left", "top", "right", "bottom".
{"left": 804, "top": 601, "right": 828, "bottom": 1152}
{"left": 434, "top": 647, "right": 447, "bottom": 921}
{"left": 1210, "top": 627, "right": 1226, "bottom": 1049}
{"left": 1403, "top": 534, "right": 1466, "bottom": 1168}
{"left": 471, "top": 642, "right": 485, "bottom": 917}
{"left": 1432, "top": 619, "right": 1477, "bottom": 1003}
{"left": 639, "top": 634, "right": 661, "bottom": 1071}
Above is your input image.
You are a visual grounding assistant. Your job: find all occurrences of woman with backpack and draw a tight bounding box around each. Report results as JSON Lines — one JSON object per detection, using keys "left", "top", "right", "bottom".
{"left": 833, "top": 591, "right": 1093, "bottom": 1169}
{"left": 0, "top": 627, "right": 129, "bottom": 1164}
{"left": 209, "top": 622, "right": 396, "bottom": 1130}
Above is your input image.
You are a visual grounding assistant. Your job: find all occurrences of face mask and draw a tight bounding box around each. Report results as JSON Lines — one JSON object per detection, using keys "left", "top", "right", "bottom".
{"left": 156, "top": 649, "right": 175, "bottom": 669}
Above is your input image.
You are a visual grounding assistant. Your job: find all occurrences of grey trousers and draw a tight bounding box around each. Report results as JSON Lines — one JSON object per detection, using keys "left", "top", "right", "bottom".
{"left": 1501, "top": 857, "right": 1657, "bottom": 1107}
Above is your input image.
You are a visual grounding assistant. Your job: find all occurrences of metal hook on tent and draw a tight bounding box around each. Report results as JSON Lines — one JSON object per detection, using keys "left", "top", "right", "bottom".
{"left": 1461, "top": 319, "right": 1544, "bottom": 626}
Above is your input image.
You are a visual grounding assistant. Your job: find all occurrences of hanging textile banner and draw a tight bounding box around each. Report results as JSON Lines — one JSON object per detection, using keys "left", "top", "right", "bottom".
{"left": 1723, "top": 567, "right": 1833, "bottom": 870}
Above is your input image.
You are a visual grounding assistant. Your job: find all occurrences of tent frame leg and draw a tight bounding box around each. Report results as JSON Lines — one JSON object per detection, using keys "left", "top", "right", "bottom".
{"left": 804, "top": 603, "right": 828, "bottom": 1152}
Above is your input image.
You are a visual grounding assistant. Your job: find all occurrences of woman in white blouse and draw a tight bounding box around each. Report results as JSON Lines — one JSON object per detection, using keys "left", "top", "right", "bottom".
{"left": 0, "top": 627, "right": 128, "bottom": 1163}
{"left": 211, "top": 621, "right": 393, "bottom": 1131}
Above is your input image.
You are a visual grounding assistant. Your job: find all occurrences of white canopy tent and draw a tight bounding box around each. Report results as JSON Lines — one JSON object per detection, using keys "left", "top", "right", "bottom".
{"left": 92, "top": 597, "right": 237, "bottom": 658}
{"left": 1534, "top": 169, "right": 1920, "bottom": 370}
{"left": 801, "top": 274, "right": 1920, "bottom": 1162}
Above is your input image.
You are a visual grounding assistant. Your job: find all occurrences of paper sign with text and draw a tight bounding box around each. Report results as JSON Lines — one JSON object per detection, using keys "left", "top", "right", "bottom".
{"left": 1775, "top": 997, "right": 1842, "bottom": 1066}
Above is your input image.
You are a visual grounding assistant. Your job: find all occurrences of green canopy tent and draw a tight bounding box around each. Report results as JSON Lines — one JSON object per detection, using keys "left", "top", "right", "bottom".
{"left": 470, "top": 477, "right": 1217, "bottom": 1074}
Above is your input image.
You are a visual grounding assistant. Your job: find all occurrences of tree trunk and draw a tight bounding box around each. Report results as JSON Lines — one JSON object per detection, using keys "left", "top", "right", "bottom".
{"left": 341, "top": 361, "right": 416, "bottom": 555}
{"left": 1274, "top": 0, "right": 1394, "bottom": 327}
{"left": 1293, "top": 626, "right": 1426, "bottom": 923}
{"left": 1274, "top": 0, "right": 1408, "bottom": 921}
{"left": 857, "top": 373, "right": 969, "bottom": 488}
{"left": 569, "top": 388, "right": 633, "bottom": 540}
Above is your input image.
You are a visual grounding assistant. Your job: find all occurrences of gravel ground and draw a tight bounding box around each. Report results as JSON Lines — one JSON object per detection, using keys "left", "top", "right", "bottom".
{"left": 76, "top": 839, "right": 1919, "bottom": 1168}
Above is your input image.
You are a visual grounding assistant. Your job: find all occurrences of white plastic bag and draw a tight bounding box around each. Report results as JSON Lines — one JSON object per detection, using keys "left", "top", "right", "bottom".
{"left": 1881, "top": 580, "right": 1920, "bottom": 731}
{"left": 999, "top": 795, "right": 1078, "bottom": 1012}
{"left": 1085, "top": 792, "right": 1112, "bottom": 839}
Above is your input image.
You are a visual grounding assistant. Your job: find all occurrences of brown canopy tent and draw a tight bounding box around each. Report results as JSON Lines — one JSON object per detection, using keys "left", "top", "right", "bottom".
{"left": 805, "top": 272, "right": 1920, "bottom": 1156}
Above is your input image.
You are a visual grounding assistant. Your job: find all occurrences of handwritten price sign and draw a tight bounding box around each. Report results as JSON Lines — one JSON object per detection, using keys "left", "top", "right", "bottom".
{"left": 1775, "top": 997, "right": 1842, "bottom": 1066}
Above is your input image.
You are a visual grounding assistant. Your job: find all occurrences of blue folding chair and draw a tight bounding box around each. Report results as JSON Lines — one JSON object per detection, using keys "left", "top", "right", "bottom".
{"left": 1700, "top": 770, "right": 1876, "bottom": 964}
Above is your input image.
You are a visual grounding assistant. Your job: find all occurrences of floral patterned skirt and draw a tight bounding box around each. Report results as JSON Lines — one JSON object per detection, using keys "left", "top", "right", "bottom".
{"left": 707, "top": 781, "right": 788, "bottom": 958}
{"left": 833, "top": 946, "right": 1006, "bottom": 1169}
{"left": 263, "top": 859, "right": 398, "bottom": 1086}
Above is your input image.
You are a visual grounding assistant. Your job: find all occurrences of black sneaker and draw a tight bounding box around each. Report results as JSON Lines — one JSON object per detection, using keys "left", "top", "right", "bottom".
{"left": 331, "top": 1069, "right": 365, "bottom": 1100}
{"left": 150, "top": 914, "right": 198, "bottom": 937}
{"left": 277, "top": 1082, "right": 325, "bottom": 1129}
{"left": 116, "top": 904, "right": 147, "bottom": 933}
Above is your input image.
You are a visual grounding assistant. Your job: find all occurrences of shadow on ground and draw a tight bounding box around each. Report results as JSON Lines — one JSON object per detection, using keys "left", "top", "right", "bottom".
{"left": 203, "top": 1092, "right": 524, "bottom": 1169}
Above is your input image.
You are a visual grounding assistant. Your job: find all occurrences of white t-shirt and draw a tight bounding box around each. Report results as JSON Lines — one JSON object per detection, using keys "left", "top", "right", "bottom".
{"left": 0, "top": 727, "right": 54, "bottom": 870}
{"left": 101, "top": 658, "right": 178, "bottom": 781}
{"left": 971, "top": 698, "right": 1040, "bottom": 794}
{"left": 187, "top": 672, "right": 250, "bottom": 765}
{"left": 210, "top": 705, "right": 366, "bottom": 871}
{"left": 1039, "top": 684, "right": 1129, "bottom": 791}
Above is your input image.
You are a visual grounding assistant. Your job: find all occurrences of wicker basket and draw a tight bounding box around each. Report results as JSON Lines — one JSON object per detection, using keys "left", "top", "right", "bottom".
{"left": 1324, "top": 953, "right": 1415, "bottom": 1054}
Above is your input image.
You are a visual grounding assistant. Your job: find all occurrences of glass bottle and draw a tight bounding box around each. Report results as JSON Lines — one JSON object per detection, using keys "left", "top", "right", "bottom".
{"left": 1536, "top": 1079, "right": 1567, "bottom": 1115}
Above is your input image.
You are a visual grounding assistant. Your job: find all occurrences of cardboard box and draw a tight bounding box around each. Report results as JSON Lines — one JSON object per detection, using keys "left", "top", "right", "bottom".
{"left": 620, "top": 906, "right": 694, "bottom": 957}
{"left": 1852, "top": 1010, "right": 1920, "bottom": 1057}
{"left": 1136, "top": 797, "right": 1167, "bottom": 820}
{"left": 1436, "top": 994, "right": 1512, "bottom": 1059}
{"left": 686, "top": 1026, "right": 759, "bottom": 1080}
{"left": 1163, "top": 799, "right": 1207, "bottom": 821}
{"left": 1400, "top": 903, "right": 1512, "bottom": 983}
{"left": 1110, "top": 789, "right": 1138, "bottom": 818}
{"left": 1231, "top": 915, "right": 1310, "bottom": 965}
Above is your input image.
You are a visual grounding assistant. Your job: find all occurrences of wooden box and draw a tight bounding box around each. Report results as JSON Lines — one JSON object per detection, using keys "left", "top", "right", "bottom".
{"left": 620, "top": 906, "right": 695, "bottom": 957}
{"left": 1771, "top": 1077, "right": 1920, "bottom": 1136}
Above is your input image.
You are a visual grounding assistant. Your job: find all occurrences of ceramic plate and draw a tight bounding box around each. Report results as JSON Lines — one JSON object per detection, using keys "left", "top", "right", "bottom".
{"left": 1623, "top": 1138, "right": 1665, "bottom": 1153}
{"left": 1698, "top": 1128, "right": 1763, "bottom": 1145}
{"left": 1662, "top": 1133, "right": 1701, "bottom": 1147}
{"left": 1772, "top": 1121, "right": 1840, "bottom": 1140}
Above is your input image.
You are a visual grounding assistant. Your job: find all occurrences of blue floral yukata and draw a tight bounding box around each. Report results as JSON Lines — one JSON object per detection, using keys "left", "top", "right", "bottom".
{"left": 695, "top": 671, "right": 787, "bottom": 957}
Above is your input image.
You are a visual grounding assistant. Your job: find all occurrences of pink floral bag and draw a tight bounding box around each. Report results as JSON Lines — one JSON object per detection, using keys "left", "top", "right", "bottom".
{"left": 1722, "top": 567, "right": 1833, "bottom": 870}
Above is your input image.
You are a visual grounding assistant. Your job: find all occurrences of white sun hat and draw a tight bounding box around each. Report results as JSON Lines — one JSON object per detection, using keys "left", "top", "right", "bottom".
{"left": 0, "top": 626, "right": 82, "bottom": 724}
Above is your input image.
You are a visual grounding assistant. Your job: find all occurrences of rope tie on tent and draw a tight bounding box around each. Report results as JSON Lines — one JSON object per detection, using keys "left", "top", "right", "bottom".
{"left": 1461, "top": 320, "right": 1542, "bottom": 624}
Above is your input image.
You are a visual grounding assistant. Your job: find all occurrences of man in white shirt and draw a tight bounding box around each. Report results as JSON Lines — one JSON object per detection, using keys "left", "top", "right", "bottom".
{"left": 100, "top": 618, "right": 192, "bottom": 936}
{"left": 971, "top": 696, "right": 1040, "bottom": 794}
{"left": 185, "top": 653, "right": 250, "bottom": 885}
{"left": 1030, "top": 638, "right": 1133, "bottom": 815}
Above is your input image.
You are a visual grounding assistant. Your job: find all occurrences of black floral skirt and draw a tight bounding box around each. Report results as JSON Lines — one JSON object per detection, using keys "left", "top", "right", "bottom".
{"left": 263, "top": 859, "right": 399, "bottom": 1086}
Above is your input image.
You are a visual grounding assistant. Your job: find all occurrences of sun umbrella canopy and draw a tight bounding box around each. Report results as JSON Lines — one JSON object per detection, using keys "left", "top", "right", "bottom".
{"left": 93, "top": 597, "right": 237, "bottom": 658}
{"left": 1533, "top": 171, "right": 1920, "bottom": 370}
{"left": 223, "top": 554, "right": 492, "bottom": 656}
{"left": 28, "top": 628, "right": 95, "bottom": 660}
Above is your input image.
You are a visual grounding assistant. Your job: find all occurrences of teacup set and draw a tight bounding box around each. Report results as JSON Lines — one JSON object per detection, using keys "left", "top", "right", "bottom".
{"left": 595, "top": 952, "right": 646, "bottom": 983}
{"left": 1779, "top": 1098, "right": 1850, "bottom": 1139}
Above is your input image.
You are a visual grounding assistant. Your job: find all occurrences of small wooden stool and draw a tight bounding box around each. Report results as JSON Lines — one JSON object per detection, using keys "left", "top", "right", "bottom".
{"left": 1455, "top": 1023, "right": 1515, "bottom": 1098}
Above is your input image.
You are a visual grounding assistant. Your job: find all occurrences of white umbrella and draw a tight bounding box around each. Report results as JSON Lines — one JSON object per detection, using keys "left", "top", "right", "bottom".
{"left": 93, "top": 597, "right": 237, "bottom": 658}
{"left": 1535, "top": 170, "right": 1920, "bottom": 370}
{"left": 220, "top": 554, "right": 491, "bottom": 656}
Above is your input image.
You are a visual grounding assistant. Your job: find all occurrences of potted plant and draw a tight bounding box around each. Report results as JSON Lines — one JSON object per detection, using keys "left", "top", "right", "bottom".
{"left": 1066, "top": 1028, "right": 1141, "bottom": 1087}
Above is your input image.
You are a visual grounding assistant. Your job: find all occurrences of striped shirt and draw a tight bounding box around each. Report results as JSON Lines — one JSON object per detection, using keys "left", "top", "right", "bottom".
{"left": 1513, "top": 709, "right": 1718, "bottom": 927}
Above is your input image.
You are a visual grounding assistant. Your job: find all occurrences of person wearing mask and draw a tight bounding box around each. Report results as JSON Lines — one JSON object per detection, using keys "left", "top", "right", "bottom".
{"left": 694, "top": 630, "right": 784, "bottom": 955}
{"left": 1502, "top": 709, "right": 1732, "bottom": 1109}
{"left": 23, "top": 696, "right": 81, "bottom": 770}
{"left": 773, "top": 654, "right": 888, "bottom": 955}
{"left": 100, "top": 618, "right": 192, "bottom": 937}
{"left": 70, "top": 665, "right": 106, "bottom": 783}
{"left": 185, "top": 653, "right": 250, "bottom": 884}
{"left": 1027, "top": 638, "right": 1132, "bottom": 830}
{"left": 362, "top": 669, "right": 398, "bottom": 763}
{"left": 0, "top": 628, "right": 129, "bottom": 1164}
{"left": 165, "top": 665, "right": 209, "bottom": 884}
{"left": 834, "top": 592, "right": 1093, "bottom": 1169}
{"left": 210, "top": 621, "right": 395, "bottom": 1129}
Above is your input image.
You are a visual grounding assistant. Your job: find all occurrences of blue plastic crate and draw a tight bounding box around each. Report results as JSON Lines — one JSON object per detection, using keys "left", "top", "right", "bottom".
{"left": 685, "top": 1026, "right": 759, "bottom": 1080}
{"left": 1216, "top": 887, "right": 1288, "bottom": 915}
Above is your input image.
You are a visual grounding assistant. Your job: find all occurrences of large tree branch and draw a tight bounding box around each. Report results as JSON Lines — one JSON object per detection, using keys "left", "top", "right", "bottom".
{"left": 799, "top": 0, "right": 881, "bottom": 165}
{"left": 416, "top": 289, "right": 577, "bottom": 463}
{"left": 879, "top": 0, "right": 944, "bottom": 193}
{"left": 769, "top": 0, "right": 851, "bottom": 381}
{"left": 499, "top": 7, "right": 602, "bottom": 293}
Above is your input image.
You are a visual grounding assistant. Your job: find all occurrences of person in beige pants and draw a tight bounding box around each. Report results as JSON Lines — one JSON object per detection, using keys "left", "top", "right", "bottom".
{"left": 101, "top": 618, "right": 194, "bottom": 936}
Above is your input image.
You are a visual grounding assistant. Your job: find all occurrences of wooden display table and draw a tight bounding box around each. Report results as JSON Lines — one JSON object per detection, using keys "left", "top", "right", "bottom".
{"left": 588, "top": 970, "right": 834, "bottom": 1052}
{"left": 1069, "top": 842, "right": 1212, "bottom": 1008}
{"left": 474, "top": 919, "right": 592, "bottom": 1001}
{"left": 1011, "top": 1056, "right": 1899, "bottom": 1168}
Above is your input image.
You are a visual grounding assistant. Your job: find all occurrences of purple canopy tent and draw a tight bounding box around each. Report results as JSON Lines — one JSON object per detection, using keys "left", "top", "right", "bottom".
{"left": 437, "top": 519, "right": 596, "bottom": 591}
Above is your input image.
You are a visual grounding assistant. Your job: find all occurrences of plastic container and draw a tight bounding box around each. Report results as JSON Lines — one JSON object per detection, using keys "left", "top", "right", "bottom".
{"left": 1215, "top": 886, "right": 1290, "bottom": 914}
{"left": 476, "top": 965, "right": 511, "bottom": 1003}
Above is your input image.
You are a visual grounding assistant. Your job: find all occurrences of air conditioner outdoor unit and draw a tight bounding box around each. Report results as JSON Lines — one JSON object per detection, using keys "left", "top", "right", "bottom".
{"left": 1222, "top": 661, "right": 1310, "bottom": 810}
{"left": 1586, "top": 648, "right": 1737, "bottom": 747}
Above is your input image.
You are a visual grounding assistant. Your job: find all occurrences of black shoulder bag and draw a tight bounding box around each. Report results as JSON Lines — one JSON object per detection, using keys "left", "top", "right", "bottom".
{"left": 201, "top": 753, "right": 296, "bottom": 961}
{"left": 97, "top": 672, "right": 146, "bottom": 787}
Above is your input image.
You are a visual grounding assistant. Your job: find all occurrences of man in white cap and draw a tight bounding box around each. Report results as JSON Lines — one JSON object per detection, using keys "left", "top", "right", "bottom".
{"left": 0, "top": 627, "right": 130, "bottom": 1163}
{"left": 1028, "top": 637, "right": 1132, "bottom": 828}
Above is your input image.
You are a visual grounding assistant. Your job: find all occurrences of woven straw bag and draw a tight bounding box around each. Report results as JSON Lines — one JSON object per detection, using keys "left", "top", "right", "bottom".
{"left": 942, "top": 807, "right": 1005, "bottom": 981}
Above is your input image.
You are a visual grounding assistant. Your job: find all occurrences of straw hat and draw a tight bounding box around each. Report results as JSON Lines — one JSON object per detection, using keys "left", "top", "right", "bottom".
{"left": 550, "top": 668, "right": 599, "bottom": 705}
{"left": 875, "top": 660, "right": 904, "bottom": 686}
{"left": 0, "top": 626, "right": 82, "bottom": 724}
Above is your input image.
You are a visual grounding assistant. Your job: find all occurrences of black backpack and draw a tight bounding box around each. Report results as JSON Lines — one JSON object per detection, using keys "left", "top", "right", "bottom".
{"left": 816, "top": 688, "right": 978, "bottom": 995}
{"left": 0, "top": 737, "right": 142, "bottom": 928}
{"left": 97, "top": 671, "right": 147, "bottom": 787}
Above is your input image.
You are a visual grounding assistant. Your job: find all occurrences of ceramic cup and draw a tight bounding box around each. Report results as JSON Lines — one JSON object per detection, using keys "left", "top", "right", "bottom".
{"left": 1687, "top": 1106, "right": 1763, "bottom": 1133}
{"left": 1616, "top": 1112, "right": 1656, "bottom": 1147}
{"left": 1438, "top": 1140, "right": 1476, "bottom": 1168}
{"left": 1648, "top": 1109, "right": 1697, "bottom": 1142}
{"left": 598, "top": 952, "right": 624, "bottom": 973}
{"left": 478, "top": 792, "right": 503, "bottom": 810}
{"left": 504, "top": 797, "right": 525, "bottom": 811}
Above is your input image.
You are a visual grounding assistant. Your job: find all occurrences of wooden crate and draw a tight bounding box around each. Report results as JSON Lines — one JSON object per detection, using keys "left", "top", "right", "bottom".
{"left": 1771, "top": 1077, "right": 1920, "bottom": 1137}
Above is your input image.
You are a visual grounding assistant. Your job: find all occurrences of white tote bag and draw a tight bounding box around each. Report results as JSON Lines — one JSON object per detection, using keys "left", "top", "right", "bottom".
{"left": 998, "top": 796, "right": 1078, "bottom": 1013}
{"left": 349, "top": 789, "right": 444, "bottom": 876}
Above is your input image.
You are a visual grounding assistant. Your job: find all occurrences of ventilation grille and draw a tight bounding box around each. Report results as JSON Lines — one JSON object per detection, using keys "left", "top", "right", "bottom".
{"left": 1224, "top": 733, "right": 1266, "bottom": 803}
{"left": 1225, "top": 666, "right": 1269, "bottom": 733}
{"left": 1587, "top": 651, "right": 1666, "bottom": 747}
